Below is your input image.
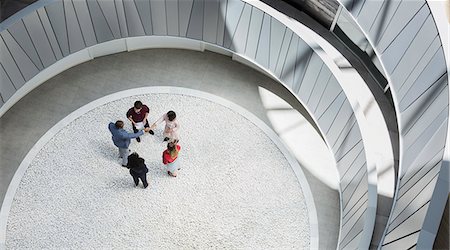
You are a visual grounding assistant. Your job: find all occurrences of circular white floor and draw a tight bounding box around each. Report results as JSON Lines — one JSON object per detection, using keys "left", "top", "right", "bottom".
{"left": 4, "top": 88, "right": 312, "bottom": 249}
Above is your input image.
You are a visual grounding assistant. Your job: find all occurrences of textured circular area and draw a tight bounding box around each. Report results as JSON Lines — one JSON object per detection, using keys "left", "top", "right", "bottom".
{"left": 6, "top": 93, "right": 310, "bottom": 249}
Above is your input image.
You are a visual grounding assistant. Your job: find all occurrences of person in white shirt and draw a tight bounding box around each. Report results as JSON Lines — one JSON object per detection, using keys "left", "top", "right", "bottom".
{"left": 151, "top": 110, "right": 179, "bottom": 142}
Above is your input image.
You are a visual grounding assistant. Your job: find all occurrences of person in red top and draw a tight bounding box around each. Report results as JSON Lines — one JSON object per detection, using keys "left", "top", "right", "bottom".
{"left": 126, "top": 101, "right": 154, "bottom": 142}
{"left": 163, "top": 141, "right": 181, "bottom": 177}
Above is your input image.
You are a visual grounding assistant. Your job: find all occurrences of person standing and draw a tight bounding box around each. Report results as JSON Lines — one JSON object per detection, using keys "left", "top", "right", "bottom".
{"left": 127, "top": 101, "right": 154, "bottom": 142}
{"left": 108, "top": 120, "right": 149, "bottom": 167}
{"left": 163, "top": 141, "right": 181, "bottom": 177}
{"left": 127, "top": 152, "right": 149, "bottom": 188}
{"left": 151, "top": 110, "right": 179, "bottom": 142}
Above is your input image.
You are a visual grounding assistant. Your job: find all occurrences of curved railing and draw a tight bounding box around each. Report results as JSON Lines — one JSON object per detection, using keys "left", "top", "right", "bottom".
{"left": 0, "top": 0, "right": 380, "bottom": 249}
{"left": 338, "top": 0, "right": 449, "bottom": 248}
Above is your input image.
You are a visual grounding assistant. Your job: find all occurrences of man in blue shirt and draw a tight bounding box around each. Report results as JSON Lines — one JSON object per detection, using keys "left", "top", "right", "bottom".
{"left": 108, "top": 120, "right": 150, "bottom": 166}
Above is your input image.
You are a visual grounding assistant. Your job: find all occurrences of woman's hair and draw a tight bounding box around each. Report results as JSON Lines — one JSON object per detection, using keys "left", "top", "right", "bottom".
{"left": 167, "top": 111, "right": 176, "bottom": 121}
{"left": 167, "top": 142, "right": 179, "bottom": 158}
{"left": 127, "top": 152, "right": 141, "bottom": 168}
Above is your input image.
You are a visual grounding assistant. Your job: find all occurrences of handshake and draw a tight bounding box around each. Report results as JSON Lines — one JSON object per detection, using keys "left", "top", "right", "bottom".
{"left": 143, "top": 124, "right": 157, "bottom": 133}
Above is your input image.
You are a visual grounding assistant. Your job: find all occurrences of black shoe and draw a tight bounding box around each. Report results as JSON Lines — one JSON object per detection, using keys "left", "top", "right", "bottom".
{"left": 136, "top": 137, "right": 141, "bottom": 142}
{"left": 122, "top": 165, "right": 127, "bottom": 168}
{"left": 149, "top": 130, "right": 154, "bottom": 135}
{"left": 163, "top": 137, "right": 169, "bottom": 142}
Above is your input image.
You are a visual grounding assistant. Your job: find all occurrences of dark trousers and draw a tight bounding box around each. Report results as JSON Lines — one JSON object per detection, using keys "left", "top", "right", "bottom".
{"left": 130, "top": 171, "right": 148, "bottom": 188}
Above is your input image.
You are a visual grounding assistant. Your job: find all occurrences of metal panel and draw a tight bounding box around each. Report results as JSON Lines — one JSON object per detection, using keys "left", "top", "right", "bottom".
{"left": 255, "top": 13, "right": 270, "bottom": 69}
{"left": 280, "top": 35, "right": 298, "bottom": 88}
{"left": 269, "top": 17, "right": 285, "bottom": 73}
{"left": 382, "top": 231, "right": 419, "bottom": 250}
{"left": 307, "top": 67, "right": 332, "bottom": 107}
{"left": 229, "top": 4, "right": 251, "bottom": 53}
{"left": 150, "top": 0, "right": 167, "bottom": 36}
{"left": 390, "top": 35, "right": 440, "bottom": 91}
{"left": 380, "top": 6, "right": 430, "bottom": 73}
{"left": 367, "top": 0, "right": 401, "bottom": 44}
{"left": 244, "top": 7, "right": 263, "bottom": 60}
{"left": 298, "top": 53, "right": 323, "bottom": 100}
{"left": 292, "top": 39, "right": 312, "bottom": 94}
{"left": 72, "top": 0, "right": 97, "bottom": 46}
{"left": 37, "top": 8, "right": 63, "bottom": 60}
{"left": 383, "top": 203, "right": 429, "bottom": 244}
{"left": 8, "top": 20, "right": 43, "bottom": 70}
{"left": 400, "top": 77, "right": 447, "bottom": 135}
{"left": 341, "top": 204, "right": 366, "bottom": 245}
{"left": 274, "top": 29, "right": 292, "bottom": 78}
{"left": 317, "top": 90, "right": 346, "bottom": 133}
{"left": 340, "top": 136, "right": 367, "bottom": 188}
{"left": 314, "top": 77, "right": 342, "bottom": 116}
{"left": 0, "top": 64, "right": 16, "bottom": 102}
{"left": 97, "top": 0, "right": 121, "bottom": 38}
{"left": 318, "top": 94, "right": 347, "bottom": 137}
{"left": 45, "top": 1, "right": 69, "bottom": 56}
{"left": 186, "top": 0, "right": 204, "bottom": 40}
{"left": 123, "top": 0, "right": 145, "bottom": 36}
{"left": 356, "top": 0, "right": 384, "bottom": 32}
{"left": 341, "top": 159, "right": 366, "bottom": 195}
{"left": 342, "top": 190, "right": 367, "bottom": 223}
{"left": 215, "top": 0, "right": 226, "bottom": 46}
{"left": 166, "top": 0, "right": 179, "bottom": 36}
{"left": 335, "top": 125, "right": 363, "bottom": 162}
{"left": 327, "top": 101, "right": 355, "bottom": 146}
{"left": 179, "top": 0, "right": 194, "bottom": 37}
{"left": 336, "top": 140, "right": 364, "bottom": 176}
{"left": 115, "top": 0, "right": 128, "bottom": 37}
{"left": 341, "top": 230, "right": 363, "bottom": 250}
{"left": 22, "top": 11, "right": 56, "bottom": 68}
{"left": 399, "top": 148, "right": 444, "bottom": 197}
{"left": 392, "top": 174, "right": 440, "bottom": 230}
{"left": 203, "top": 0, "right": 219, "bottom": 43}
{"left": 330, "top": 115, "right": 357, "bottom": 151}
{"left": 86, "top": 0, "right": 114, "bottom": 43}
{"left": 0, "top": 35, "right": 25, "bottom": 88}
{"left": 135, "top": 0, "right": 153, "bottom": 35}
{"left": 376, "top": 1, "right": 425, "bottom": 51}
{"left": 403, "top": 106, "right": 448, "bottom": 152}
{"left": 349, "top": 0, "right": 365, "bottom": 17}
{"left": 64, "top": 0, "right": 85, "bottom": 53}
{"left": 399, "top": 51, "right": 446, "bottom": 112}
{"left": 1, "top": 32, "right": 39, "bottom": 81}
{"left": 223, "top": 0, "right": 244, "bottom": 48}
{"left": 401, "top": 119, "right": 447, "bottom": 176}
{"left": 342, "top": 172, "right": 367, "bottom": 210}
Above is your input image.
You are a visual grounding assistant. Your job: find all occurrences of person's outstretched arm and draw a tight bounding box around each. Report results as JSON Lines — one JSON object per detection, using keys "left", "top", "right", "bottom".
{"left": 118, "top": 129, "right": 143, "bottom": 139}
{"left": 151, "top": 114, "right": 165, "bottom": 129}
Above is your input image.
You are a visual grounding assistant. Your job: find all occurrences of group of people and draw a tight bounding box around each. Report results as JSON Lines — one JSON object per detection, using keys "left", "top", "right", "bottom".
{"left": 108, "top": 101, "right": 181, "bottom": 189}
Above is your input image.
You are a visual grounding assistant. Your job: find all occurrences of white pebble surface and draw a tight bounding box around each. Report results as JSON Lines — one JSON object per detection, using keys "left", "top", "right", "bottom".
{"left": 6, "top": 94, "right": 310, "bottom": 249}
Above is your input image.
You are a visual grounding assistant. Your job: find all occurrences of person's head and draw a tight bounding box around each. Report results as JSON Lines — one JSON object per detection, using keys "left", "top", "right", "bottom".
{"left": 167, "top": 111, "right": 176, "bottom": 121}
{"left": 127, "top": 152, "right": 140, "bottom": 167}
{"left": 167, "top": 142, "right": 179, "bottom": 158}
{"left": 115, "top": 120, "right": 124, "bottom": 129}
{"left": 134, "top": 101, "right": 143, "bottom": 112}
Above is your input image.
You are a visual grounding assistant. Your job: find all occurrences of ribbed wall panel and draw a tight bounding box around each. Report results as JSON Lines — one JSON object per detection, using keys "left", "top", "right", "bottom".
{"left": 340, "top": 0, "right": 449, "bottom": 248}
